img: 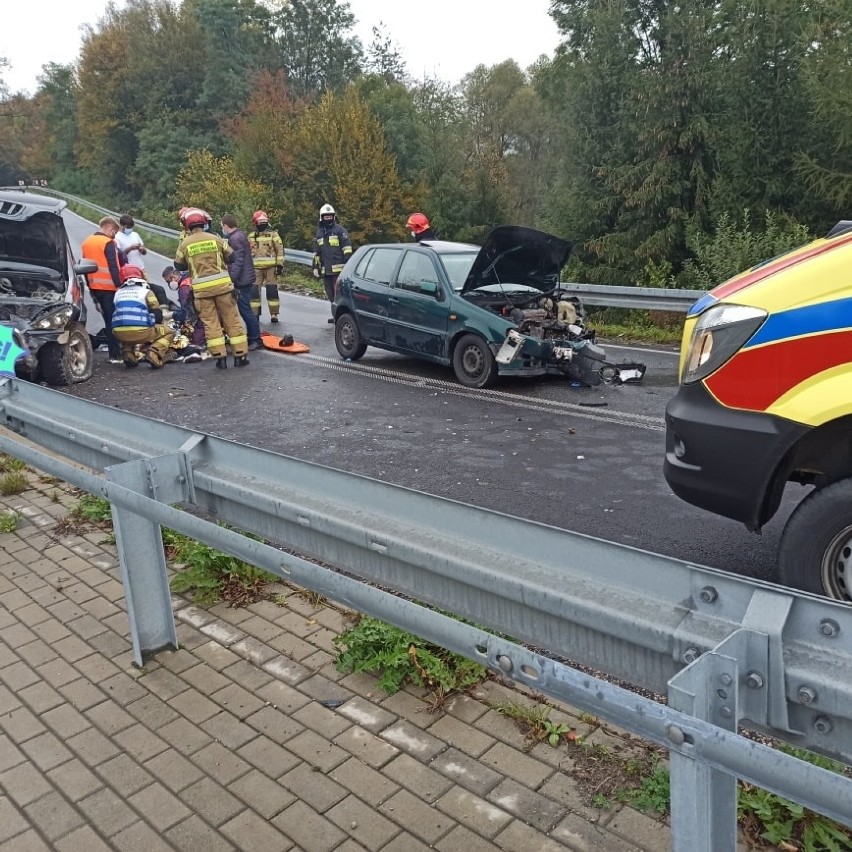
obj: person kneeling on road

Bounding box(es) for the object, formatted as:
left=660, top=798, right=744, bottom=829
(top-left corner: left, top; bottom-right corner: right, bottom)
left=112, top=265, right=176, bottom=369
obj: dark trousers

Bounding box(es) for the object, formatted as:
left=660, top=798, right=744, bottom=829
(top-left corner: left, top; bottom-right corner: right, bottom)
left=235, top=285, right=261, bottom=344
left=91, top=289, right=120, bottom=358
left=322, top=275, right=336, bottom=315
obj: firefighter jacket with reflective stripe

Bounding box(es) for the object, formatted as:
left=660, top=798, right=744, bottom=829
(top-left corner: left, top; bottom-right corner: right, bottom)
left=250, top=228, right=284, bottom=269
left=313, top=222, right=352, bottom=276
left=80, top=232, right=122, bottom=292
left=174, top=231, right=234, bottom=299
left=112, top=283, right=159, bottom=331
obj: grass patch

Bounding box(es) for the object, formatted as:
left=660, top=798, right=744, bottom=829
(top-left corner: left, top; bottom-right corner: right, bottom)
left=0, top=454, right=26, bottom=473
left=164, top=528, right=278, bottom=607
left=0, top=510, right=20, bottom=532
left=0, top=470, right=29, bottom=495
left=73, top=494, right=113, bottom=523
left=333, top=614, right=488, bottom=706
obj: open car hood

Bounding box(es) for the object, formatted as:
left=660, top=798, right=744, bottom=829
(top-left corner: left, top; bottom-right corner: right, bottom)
left=0, top=210, right=69, bottom=290
left=0, top=260, right=66, bottom=299
left=461, top=226, right=573, bottom=295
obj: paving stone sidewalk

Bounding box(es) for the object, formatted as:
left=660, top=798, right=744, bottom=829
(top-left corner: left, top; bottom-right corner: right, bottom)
left=0, top=471, right=676, bottom=851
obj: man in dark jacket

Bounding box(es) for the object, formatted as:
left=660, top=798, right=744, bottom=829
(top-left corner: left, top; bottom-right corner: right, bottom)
left=312, top=203, right=352, bottom=324
left=220, top=214, right=262, bottom=351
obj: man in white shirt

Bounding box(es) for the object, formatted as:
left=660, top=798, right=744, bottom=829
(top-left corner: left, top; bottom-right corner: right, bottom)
left=116, top=214, right=147, bottom=272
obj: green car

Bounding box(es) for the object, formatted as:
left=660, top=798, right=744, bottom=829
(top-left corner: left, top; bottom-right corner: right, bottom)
left=333, top=225, right=624, bottom=389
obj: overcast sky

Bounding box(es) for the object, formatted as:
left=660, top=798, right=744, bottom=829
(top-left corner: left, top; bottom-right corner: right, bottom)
left=1, top=0, right=561, bottom=96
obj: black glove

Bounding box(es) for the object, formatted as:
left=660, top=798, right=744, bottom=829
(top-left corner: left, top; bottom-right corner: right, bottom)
left=275, top=265, right=283, bottom=275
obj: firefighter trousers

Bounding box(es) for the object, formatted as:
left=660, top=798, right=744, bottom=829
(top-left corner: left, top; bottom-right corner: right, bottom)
left=251, top=266, right=280, bottom=318
left=197, top=290, right=248, bottom=357
left=113, top=325, right=173, bottom=366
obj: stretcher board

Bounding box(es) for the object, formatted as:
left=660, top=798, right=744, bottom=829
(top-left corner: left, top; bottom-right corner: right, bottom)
left=260, top=332, right=310, bottom=354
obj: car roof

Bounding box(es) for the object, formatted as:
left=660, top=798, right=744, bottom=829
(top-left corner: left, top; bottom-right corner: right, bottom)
left=357, top=240, right=479, bottom=254
left=0, top=190, right=67, bottom=218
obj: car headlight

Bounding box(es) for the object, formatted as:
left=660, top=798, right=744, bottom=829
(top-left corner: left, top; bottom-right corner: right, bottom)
left=32, top=304, right=75, bottom=330
left=682, top=304, right=767, bottom=384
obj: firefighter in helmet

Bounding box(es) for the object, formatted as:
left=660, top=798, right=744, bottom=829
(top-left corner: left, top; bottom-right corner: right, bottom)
left=174, top=209, right=249, bottom=369
left=111, top=265, right=175, bottom=368
left=406, top=212, right=437, bottom=242
left=249, top=210, right=285, bottom=323
left=312, top=203, right=352, bottom=323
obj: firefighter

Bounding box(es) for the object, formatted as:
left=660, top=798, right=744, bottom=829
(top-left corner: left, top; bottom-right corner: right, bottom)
left=312, top=203, right=352, bottom=324
left=406, top=212, right=438, bottom=242
left=111, top=265, right=175, bottom=369
left=174, top=209, right=249, bottom=369
left=249, top=210, right=284, bottom=323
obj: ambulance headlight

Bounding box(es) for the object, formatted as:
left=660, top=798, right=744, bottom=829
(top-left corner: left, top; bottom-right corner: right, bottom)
left=682, top=304, right=767, bottom=384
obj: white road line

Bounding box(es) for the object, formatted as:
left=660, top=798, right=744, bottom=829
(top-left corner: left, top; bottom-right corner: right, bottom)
left=301, top=353, right=666, bottom=431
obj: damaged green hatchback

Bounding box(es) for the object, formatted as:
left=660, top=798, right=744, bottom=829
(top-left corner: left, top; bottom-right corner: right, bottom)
left=333, top=225, right=642, bottom=388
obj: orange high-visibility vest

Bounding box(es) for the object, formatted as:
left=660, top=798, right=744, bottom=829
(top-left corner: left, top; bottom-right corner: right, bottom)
left=80, top=233, right=118, bottom=292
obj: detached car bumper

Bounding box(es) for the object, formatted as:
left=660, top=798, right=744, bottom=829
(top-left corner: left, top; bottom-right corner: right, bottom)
left=663, top=381, right=808, bottom=527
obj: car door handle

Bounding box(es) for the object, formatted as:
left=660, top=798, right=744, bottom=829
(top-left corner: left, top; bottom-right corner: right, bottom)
left=388, top=297, right=399, bottom=304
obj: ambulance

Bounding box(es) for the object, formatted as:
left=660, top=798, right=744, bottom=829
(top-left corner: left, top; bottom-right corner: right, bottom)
left=664, top=220, right=852, bottom=601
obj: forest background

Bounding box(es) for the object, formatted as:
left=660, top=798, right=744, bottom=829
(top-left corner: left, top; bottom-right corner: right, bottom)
left=0, top=0, right=849, bottom=289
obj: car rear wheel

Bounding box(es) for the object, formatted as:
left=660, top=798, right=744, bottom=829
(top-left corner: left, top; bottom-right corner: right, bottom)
left=453, top=333, right=497, bottom=388
left=334, top=313, right=367, bottom=361
left=778, top=478, right=852, bottom=602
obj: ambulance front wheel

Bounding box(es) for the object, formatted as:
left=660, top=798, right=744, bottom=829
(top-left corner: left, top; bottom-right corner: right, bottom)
left=778, top=477, right=852, bottom=602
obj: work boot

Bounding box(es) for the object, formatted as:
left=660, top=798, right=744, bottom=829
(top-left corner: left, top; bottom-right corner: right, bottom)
left=271, top=315, right=279, bottom=323
left=215, top=356, right=228, bottom=370
left=123, top=354, right=138, bottom=369
left=247, top=340, right=263, bottom=352
left=145, top=350, right=164, bottom=369
left=234, top=355, right=250, bottom=368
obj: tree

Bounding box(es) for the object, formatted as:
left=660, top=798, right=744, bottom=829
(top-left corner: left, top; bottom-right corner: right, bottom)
left=364, top=23, right=407, bottom=83
left=267, top=0, right=363, bottom=99
left=34, top=64, right=79, bottom=187
left=795, top=1, right=852, bottom=219
left=290, top=86, right=408, bottom=245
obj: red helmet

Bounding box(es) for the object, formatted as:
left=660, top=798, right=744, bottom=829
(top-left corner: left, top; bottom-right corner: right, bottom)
left=406, top=212, right=430, bottom=235
left=119, top=264, right=144, bottom=282
left=183, top=208, right=208, bottom=229
left=252, top=210, right=269, bottom=226
left=178, top=206, right=190, bottom=223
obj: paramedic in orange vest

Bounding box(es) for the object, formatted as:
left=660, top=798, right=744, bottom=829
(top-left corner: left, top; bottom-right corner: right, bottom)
left=80, top=216, right=124, bottom=364
left=174, top=209, right=249, bottom=370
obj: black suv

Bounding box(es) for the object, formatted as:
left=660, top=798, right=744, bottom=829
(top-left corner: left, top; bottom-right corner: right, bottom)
left=0, top=189, right=95, bottom=385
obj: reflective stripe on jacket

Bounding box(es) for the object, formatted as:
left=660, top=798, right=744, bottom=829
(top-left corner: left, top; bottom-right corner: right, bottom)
left=312, top=222, right=352, bottom=275
left=80, top=232, right=120, bottom=291
left=175, top=231, right=234, bottom=299
left=112, top=284, right=157, bottom=330
left=250, top=229, right=284, bottom=268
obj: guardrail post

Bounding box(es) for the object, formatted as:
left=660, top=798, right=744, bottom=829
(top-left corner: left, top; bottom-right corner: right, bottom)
left=668, top=651, right=739, bottom=851
left=106, top=456, right=184, bottom=666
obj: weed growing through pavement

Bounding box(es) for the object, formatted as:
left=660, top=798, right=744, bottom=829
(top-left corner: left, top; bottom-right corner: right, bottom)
left=73, top=494, right=113, bottom=523
left=0, top=470, right=28, bottom=495
left=491, top=699, right=578, bottom=749
left=0, top=510, right=20, bottom=533
left=164, top=527, right=278, bottom=607
left=333, top=614, right=487, bottom=702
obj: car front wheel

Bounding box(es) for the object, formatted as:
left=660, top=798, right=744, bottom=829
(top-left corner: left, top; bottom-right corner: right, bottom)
left=334, top=313, right=367, bottom=360
left=778, top=477, right=852, bottom=601
left=38, top=323, right=94, bottom=386
left=452, top=333, right=497, bottom=388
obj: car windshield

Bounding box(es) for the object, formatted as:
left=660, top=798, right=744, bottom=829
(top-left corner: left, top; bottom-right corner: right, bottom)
left=438, top=252, right=479, bottom=292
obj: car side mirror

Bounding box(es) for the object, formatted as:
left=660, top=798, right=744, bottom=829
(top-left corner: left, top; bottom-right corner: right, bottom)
left=419, top=281, right=438, bottom=297
left=74, top=259, right=98, bottom=276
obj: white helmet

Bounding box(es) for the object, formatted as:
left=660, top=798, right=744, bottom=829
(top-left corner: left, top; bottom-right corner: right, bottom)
left=319, top=203, right=335, bottom=221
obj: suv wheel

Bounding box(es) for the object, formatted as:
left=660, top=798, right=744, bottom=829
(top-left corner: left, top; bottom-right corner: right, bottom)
left=335, top=313, right=367, bottom=361
left=38, top=324, right=93, bottom=386
left=453, top=333, right=497, bottom=388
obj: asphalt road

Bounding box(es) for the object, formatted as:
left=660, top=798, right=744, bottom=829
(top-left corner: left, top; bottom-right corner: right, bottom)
left=63, top=210, right=798, bottom=588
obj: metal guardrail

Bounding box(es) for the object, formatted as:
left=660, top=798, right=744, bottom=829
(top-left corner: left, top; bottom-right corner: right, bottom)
left=2, top=187, right=704, bottom=312
left=0, top=377, right=849, bottom=849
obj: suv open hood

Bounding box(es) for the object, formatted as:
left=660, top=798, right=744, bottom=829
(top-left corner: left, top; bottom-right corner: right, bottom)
left=0, top=209, right=69, bottom=290
left=461, top=226, right=573, bottom=295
